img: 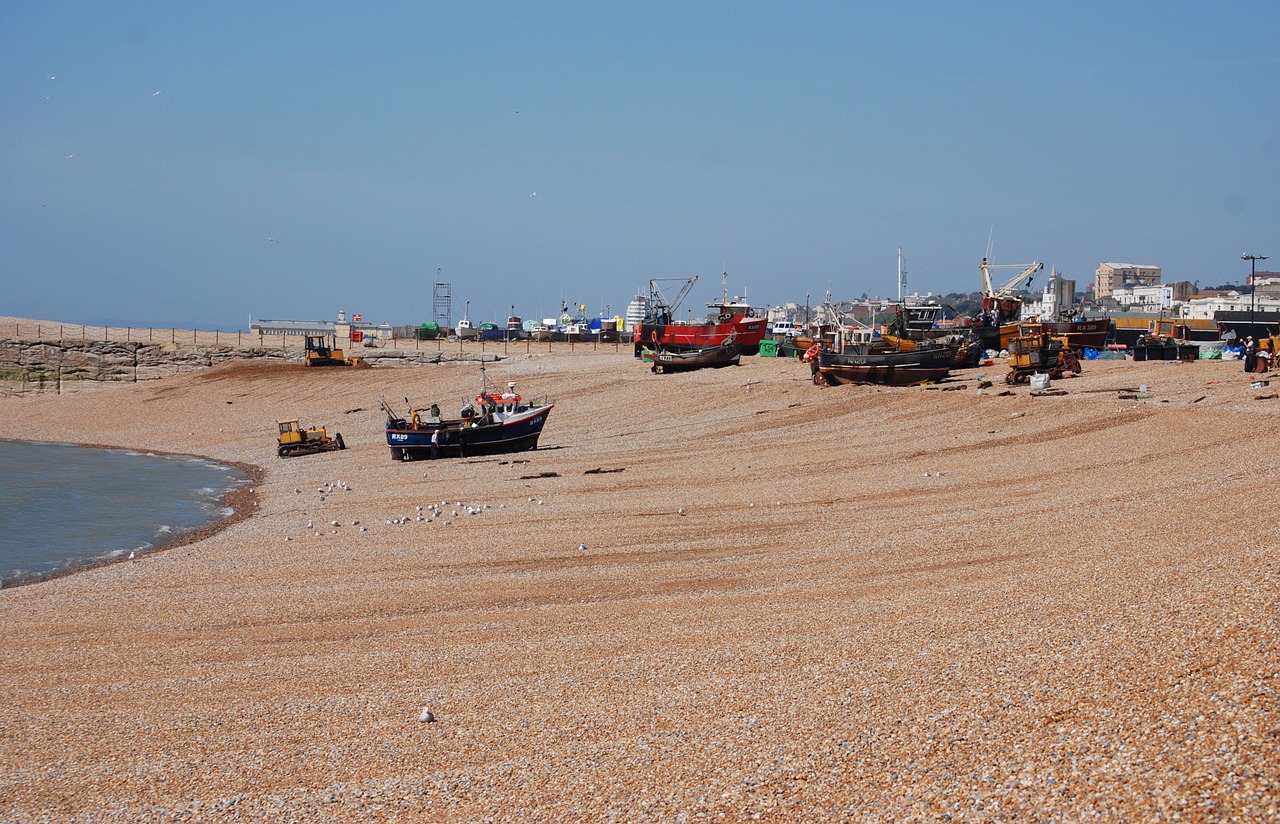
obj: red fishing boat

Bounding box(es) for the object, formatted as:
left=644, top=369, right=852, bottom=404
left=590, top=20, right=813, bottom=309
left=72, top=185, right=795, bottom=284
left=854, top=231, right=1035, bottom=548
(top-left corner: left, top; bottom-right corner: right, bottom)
left=632, top=272, right=768, bottom=356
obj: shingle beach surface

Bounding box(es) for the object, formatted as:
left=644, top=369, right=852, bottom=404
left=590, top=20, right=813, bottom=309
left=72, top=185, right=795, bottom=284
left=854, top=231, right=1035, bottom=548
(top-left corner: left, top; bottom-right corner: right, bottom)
left=1, top=330, right=1277, bottom=822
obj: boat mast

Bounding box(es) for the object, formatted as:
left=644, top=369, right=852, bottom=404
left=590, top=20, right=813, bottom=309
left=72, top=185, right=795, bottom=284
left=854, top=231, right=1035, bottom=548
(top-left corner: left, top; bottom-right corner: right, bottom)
left=898, top=248, right=906, bottom=303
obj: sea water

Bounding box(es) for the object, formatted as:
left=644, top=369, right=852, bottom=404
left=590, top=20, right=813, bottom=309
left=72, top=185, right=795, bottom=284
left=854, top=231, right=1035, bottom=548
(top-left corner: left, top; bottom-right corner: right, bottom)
left=0, top=440, right=248, bottom=587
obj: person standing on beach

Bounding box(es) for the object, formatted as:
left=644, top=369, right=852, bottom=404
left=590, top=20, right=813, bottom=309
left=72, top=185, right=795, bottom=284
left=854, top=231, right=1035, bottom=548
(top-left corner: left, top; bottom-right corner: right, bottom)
left=1244, top=336, right=1259, bottom=373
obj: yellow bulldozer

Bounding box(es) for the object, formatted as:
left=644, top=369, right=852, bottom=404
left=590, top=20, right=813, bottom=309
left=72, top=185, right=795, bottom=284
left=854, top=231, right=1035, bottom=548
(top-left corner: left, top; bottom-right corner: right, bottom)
left=304, top=334, right=364, bottom=367
left=1005, top=327, right=1082, bottom=385
left=276, top=420, right=346, bottom=458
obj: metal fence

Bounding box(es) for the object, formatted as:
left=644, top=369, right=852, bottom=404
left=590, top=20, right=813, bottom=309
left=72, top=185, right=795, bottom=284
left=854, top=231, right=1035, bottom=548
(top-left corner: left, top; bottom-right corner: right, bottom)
left=3, top=322, right=632, bottom=355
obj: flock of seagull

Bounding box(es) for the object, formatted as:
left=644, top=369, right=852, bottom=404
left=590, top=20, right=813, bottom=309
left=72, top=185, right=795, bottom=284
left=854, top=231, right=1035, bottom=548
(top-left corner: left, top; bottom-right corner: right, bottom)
left=282, top=478, right=560, bottom=545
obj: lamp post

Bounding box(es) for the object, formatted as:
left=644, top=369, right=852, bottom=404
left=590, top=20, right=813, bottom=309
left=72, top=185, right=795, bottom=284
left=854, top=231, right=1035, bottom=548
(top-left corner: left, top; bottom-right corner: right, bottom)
left=1243, top=253, right=1270, bottom=336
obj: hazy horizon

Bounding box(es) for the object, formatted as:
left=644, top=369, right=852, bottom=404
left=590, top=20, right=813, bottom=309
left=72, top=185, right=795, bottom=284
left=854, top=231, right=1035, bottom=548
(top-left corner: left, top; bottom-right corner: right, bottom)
left=5, top=2, right=1277, bottom=330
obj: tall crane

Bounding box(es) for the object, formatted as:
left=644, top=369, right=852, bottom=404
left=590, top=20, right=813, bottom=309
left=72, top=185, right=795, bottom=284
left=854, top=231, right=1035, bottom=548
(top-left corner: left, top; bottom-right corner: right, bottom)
left=980, top=257, right=1043, bottom=299
left=647, top=276, right=699, bottom=321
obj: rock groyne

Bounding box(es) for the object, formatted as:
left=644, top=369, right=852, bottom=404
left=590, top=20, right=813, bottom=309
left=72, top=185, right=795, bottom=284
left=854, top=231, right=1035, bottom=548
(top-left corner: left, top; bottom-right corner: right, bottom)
left=0, top=339, right=293, bottom=393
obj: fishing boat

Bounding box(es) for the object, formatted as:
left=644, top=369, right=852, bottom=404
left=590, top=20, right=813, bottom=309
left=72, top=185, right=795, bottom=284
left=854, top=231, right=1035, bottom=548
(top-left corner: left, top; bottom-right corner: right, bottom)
left=646, top=340, right=740, bottom=373
left=813, top=328, right=957, bottom=387
left=455, top=301, right=479, bottom=340
left=974, top=258, right=1108, bottom=351
left=633, top=272, right=767, bottom=356
left=380, top=370, right=553, bottom=461
left=593, top=316, right=621, bottom=343
left=877, top=303, right=985, bottom=367
left=477, top=322, right=505, bottom=341
left=530, top=320, right=553, bottom=341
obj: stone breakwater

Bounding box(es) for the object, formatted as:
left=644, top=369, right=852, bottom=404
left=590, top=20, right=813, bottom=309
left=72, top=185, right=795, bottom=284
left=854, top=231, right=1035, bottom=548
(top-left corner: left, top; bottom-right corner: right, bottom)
left=0, top=338, right=509, bottom=393
left=0, top=339, right=291, bottom=393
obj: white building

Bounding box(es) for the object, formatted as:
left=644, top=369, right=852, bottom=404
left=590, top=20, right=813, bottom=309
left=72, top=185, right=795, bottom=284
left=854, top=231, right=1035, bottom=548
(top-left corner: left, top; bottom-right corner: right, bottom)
left=1109, top=284, right=1174, bottom=312
left=623, top=292, right=648, bottom=332
left=1020, top=270, right=1077, bottom=319
left=1180, top=291, right=1280, bottom=320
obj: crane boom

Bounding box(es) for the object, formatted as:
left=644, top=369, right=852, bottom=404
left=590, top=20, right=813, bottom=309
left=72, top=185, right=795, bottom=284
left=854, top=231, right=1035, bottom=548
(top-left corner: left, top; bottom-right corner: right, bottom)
left=648, top=276, right=699, bottom=315
left=980, top=258, right=1043, bottom=299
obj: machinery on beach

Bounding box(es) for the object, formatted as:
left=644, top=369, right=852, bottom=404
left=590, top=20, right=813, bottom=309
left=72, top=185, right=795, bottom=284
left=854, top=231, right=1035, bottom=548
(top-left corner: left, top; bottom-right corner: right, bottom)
left=276, top=420, right=346, bottom=457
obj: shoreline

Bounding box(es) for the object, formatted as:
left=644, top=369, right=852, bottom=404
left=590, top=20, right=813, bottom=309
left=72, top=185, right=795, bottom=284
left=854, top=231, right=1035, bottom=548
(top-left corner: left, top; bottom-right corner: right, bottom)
left=0, top=438, right=262, bottom=588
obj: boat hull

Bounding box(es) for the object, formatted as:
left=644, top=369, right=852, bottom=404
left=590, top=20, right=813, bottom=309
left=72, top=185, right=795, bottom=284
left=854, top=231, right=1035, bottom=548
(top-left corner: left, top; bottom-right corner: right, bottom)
left=634, top=317, right=767, bottom=356
left=648, top=344, right=740, bottom=373
left=815, top=344, right=955, bottom=386
left=817, top=363, right=952, bottom=386
left=385, top=405, right=553, bottom=460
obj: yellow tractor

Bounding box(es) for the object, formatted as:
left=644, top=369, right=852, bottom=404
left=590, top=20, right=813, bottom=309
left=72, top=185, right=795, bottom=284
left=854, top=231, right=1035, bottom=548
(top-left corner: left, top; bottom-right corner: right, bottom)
left=1006, top=328, right=1081, bottom=384
left=276, top=420, right=346, bottom=458
left=304, top=335, right=363, bottom=367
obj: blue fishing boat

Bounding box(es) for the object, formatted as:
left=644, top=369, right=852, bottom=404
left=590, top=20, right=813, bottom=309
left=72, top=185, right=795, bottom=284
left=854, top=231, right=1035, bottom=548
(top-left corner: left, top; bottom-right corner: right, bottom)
left=380, top=370, right=553, bottom=461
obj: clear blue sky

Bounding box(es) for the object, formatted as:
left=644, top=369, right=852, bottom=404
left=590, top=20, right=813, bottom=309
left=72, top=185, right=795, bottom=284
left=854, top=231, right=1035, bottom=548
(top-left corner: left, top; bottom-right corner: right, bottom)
left=4, top=1, right=1277, bottom=329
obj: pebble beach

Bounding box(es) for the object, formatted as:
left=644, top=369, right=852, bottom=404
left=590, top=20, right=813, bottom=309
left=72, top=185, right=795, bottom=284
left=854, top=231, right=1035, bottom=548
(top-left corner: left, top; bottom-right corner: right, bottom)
left=1, top=334, right=1277, bottom=821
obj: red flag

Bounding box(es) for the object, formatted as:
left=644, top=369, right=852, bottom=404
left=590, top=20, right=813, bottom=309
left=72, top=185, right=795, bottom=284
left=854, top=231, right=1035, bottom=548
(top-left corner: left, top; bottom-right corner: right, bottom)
left=353, top=313, right=362, bottom=322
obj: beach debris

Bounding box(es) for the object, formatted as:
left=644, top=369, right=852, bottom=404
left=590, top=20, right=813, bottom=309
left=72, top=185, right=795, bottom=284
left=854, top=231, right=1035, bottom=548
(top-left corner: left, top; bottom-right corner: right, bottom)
left=1031, top=389, right=1068, bottom=397
left=584, top=467, right=625, bottom=474
left=519, top=471, right=559, bottom=479
left=1254, top=393, right=1278, bottom=401
left=678, top=507, right=686, bottom=516
left=578, top=543, right=587, bottom=551
left=1192, top=396, right=1205, bottom=403
left=418, top=707, right=436, bottom=723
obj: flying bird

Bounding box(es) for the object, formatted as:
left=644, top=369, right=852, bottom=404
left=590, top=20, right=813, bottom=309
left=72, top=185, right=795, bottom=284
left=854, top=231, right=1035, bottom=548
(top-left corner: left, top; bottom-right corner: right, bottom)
left=64, top=153, right=76, bottom=159
left=530, top=191, right=536, bottom=198
left=267, top=237, right=279, bottom=243
left=152, top=90, right=161, bottom=96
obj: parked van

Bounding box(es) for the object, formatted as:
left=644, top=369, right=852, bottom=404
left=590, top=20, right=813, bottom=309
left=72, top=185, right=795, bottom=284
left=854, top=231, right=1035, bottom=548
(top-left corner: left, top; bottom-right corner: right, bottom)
left=770, top=321, right=801, bottom=337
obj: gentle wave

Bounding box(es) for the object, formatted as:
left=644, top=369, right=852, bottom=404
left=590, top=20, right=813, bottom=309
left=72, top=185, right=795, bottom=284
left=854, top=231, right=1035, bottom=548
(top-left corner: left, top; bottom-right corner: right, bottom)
left=0, top=441, right=247, bottom=587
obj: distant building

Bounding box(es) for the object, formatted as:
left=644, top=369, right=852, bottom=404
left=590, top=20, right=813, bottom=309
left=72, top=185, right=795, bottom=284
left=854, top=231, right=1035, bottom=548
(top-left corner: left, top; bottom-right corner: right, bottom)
left=1021, top=270, right=1076, bottom=319
left=623, top=292, right=648, bottom=331
left=1095, top=262, right=1161, bottom=300
left=1178, top=290, right=1280, bottom=319
left=1250, top=272, right=1280, bottom=297
left=251, top=309, right=390, bottom=341
left=1109, top=284, right=1174, bottom=312
left=250, top=318, right=335, bottom=337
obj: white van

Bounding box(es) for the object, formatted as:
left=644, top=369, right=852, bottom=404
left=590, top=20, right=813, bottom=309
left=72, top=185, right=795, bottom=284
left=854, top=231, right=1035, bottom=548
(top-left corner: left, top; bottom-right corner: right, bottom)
left=770, top=321, right=801, bottom=337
